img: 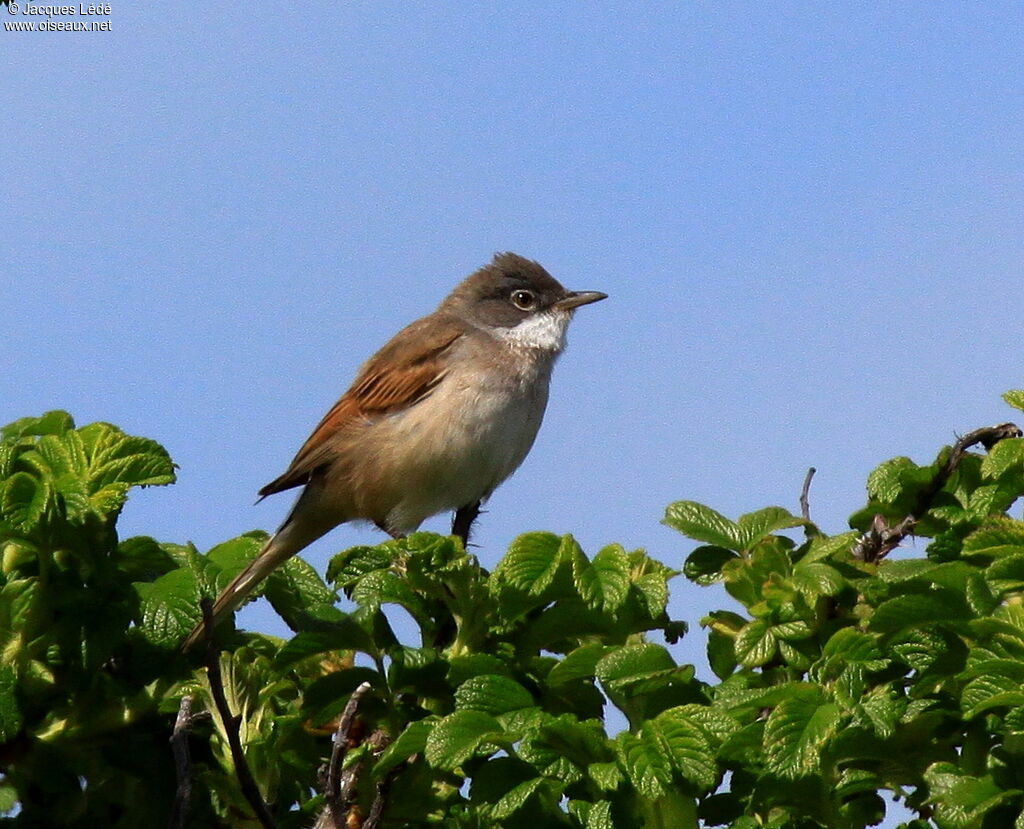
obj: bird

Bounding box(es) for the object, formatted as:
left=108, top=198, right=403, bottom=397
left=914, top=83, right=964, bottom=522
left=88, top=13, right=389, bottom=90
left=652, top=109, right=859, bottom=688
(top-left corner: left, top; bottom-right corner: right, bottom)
left=181, top=252, right=606, bottom=650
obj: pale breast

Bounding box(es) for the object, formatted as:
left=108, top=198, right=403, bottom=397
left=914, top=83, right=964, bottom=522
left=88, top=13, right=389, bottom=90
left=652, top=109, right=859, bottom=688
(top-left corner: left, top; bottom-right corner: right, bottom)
left=349, top=339, right=557, bottom=534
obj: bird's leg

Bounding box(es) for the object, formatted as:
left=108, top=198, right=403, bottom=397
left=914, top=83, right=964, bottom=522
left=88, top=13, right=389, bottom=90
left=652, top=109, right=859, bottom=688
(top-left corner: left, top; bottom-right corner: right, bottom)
left=452, top=501, right=481, bottom=546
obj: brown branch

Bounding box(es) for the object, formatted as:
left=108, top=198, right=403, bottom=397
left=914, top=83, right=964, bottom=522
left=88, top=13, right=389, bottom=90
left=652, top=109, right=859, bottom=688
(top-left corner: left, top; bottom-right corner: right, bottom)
left=853, top=422, right=1022, bottom=563
left=321, top=681, right=373, bottom=828
left=167, top=694, right=194, bottom=829
left=799, top=467, right=816, bottom=522
left=362, top=774, right=394, bottom=829
left=201, top=598, right=277, bottom=829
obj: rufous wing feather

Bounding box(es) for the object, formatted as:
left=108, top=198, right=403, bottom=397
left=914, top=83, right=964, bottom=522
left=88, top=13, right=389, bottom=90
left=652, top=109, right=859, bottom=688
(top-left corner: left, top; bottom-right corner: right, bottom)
left=258, top=314, right=463, bottom=497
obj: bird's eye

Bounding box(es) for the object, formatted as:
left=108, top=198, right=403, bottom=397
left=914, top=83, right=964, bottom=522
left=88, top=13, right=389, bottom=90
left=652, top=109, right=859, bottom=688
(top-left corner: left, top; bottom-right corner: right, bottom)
left=511, top=289, right=536, bottom=310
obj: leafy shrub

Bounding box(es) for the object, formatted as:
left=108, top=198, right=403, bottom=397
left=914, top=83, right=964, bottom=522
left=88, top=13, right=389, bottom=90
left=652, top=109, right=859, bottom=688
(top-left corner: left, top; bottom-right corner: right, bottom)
left=1, top=393, right=1023, bottom=828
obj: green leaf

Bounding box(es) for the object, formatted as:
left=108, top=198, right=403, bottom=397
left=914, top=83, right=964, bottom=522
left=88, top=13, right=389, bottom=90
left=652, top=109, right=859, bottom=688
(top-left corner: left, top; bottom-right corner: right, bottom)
left=536, top=716, right=611, bottom=766
left=574, top=544, right=630, bottom=611
left=274, top=616, right=378, bottom=664
left=135, top=568, right=202, bottom=647
left=1003, top=390, right=1024, bottom=413
left=455, top=675, right=534, bottom=715
left=683, top=546, right=739, bottom=585
left=265, top=552, right=337, bottom=629
left=663, top=501, right=741, bottom=550
left=1, top=471, right=50, bottom=531
left=763, top=697, right=842, bottom=779
left=867, top=456, right=933, bottom=504
left=1, top=411, right=75, bottom=440
left=859, top=685, right=904, bottom=738
left=733, top=618, right=777, bottom=667
left=982, top=438, right=1024, bottom=479
left=869, top=591, right=972, bottom=633
left=588, top=761, right=623, bottom=792
left=424, top=710, right=505, bottom=771
left=791, top=561, right=845, bottom=597
left=374, top=719, right=434, bottom=777
left=490, top=776, right=547, bottom=819
left=735, top=506, right=805, bottom=549
left=615, top=730, right=672, bottom=797
left=645, top=707, right=719, bottom=791
left=547, top=643, right=613, bottom=687
left=491, top=532, right=569, bottom=595
left=595, top=643, right=676, bottom=688
left=326, top=544, right=394, bottom=586
left=962, top=518, right=1024, bottom=559
left=924, top=762, right=1022, bottom=828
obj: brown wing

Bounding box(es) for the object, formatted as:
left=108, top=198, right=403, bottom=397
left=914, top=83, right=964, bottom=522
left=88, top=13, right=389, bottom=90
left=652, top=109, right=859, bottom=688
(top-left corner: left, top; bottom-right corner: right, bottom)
left=257, top=314, right=463, bottom=498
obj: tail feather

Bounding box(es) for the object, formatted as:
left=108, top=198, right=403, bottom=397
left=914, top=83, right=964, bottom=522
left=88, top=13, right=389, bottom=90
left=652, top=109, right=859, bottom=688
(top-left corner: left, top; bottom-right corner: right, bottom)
left=179, top=480, right=344, bottom=653
left=180, top=529, right=305, bottom=652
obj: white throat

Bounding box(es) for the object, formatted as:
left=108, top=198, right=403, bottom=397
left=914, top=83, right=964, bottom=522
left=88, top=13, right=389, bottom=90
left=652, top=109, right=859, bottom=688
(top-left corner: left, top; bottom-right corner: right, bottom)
left=495, top=310, right=571, bottom=352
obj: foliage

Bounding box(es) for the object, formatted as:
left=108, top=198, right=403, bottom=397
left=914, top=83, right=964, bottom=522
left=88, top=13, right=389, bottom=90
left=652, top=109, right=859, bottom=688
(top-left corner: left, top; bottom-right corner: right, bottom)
left=0, top=393, right=1023, bottom=827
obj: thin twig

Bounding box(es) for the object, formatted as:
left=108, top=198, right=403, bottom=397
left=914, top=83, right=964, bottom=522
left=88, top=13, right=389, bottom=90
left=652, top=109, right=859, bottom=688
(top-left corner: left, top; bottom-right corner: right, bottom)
left=201, top=598, right=277, bottom=829
left=167, top=694, right=194, bottom=829
left=322, top=681, right=373, bottom=828
left=799, top=467, right=816, bottom=523
left=362, top=776, right=393, bottom=829
left=853, top=422, right=1022, bottom=563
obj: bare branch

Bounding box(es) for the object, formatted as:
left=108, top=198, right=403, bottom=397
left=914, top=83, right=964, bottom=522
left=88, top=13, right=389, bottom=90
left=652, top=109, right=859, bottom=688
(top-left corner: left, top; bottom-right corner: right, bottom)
left=321, top=681, right=373, bottom=828
left=201, top=598, right=277, bottom=829
left=853, top=422, right=1022, bottom=563
left=799, top=467, right=816, bottom=522
left=167, top=694, right=194, bottom=829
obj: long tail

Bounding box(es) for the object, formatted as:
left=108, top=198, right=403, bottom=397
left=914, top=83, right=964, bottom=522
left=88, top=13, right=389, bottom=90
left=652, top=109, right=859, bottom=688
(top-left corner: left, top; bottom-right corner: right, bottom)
left=179, top=532, right=292, bottom=651
left=180, top=500, right=336, bottom=652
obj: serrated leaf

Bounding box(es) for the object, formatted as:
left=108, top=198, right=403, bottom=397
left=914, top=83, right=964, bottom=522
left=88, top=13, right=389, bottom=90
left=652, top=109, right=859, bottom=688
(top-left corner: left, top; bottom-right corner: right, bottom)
left=374, top=719, right=434, bottom=777
left=491, top=532, right=568, bottom=595
left=867, top=456, right=920, bottom=503
left=982, top=438, right=1024, bottom=479
left=595, top=643, right=676, bottom=687
left=683, top=546, right=739, bottom=585
left=2, top=411, right=75, bottom=440
left=763, top=698, right=841, bottom=779
left=615, top=730, right=672, bottom=797
left=869, top=592, right=972, bottom=633
left=632, top=572, right=669, bottom=617
left=574, top=544, right=630, bottom=611
left=663, top=501, right=741, bottom=550
left=490, top=776, right=547, bottom=819
left=326, top=545, right=394, bottom=586
left=1, top=471, right=50, bottom=531
left=588, top=762, right=623, bottom=792
left=733, top=618, right=777, bottom=667
left=265, top=552, right=338, bottom=630
left=820, top=627, right=884, bottom=664
left=424, top=710, right=504, bottom=770
left=455, top=675, right=534, bottom=715
left=1003, top=390, right=1024, bottom=413
left=801, top=531, right=860, bottom=563
left=736, top=507, right=805, bottom=549
left=924, top=763, right=1021, bottom=828
left=547, top=643, right=613, bottom=687
left=860, top=685, right=904, bottom=738
left=644, top=708, right=718, bottom=791
left=135, top=568, right=202, bottom=647
left=792, top=561, right=845, bottom=597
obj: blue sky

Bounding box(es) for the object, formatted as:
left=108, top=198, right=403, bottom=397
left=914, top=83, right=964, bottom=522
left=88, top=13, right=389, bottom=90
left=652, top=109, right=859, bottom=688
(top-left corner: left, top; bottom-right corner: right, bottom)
left=3, top=4, right=1023, bottom=822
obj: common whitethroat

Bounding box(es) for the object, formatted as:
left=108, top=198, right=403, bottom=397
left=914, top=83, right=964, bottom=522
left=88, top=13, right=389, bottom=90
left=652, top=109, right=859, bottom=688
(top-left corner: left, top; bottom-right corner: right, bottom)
left=182, top=252, right=606, bottom=650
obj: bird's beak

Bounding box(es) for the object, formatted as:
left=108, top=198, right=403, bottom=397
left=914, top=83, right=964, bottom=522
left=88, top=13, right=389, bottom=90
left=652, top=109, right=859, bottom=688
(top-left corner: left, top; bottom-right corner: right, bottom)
left=556, top=290, right=608, bottom=310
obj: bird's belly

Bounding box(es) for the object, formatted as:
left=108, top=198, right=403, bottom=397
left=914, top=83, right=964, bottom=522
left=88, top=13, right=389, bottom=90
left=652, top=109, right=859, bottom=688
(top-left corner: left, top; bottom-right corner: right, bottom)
left=350, top=365, right=552, bottom=534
